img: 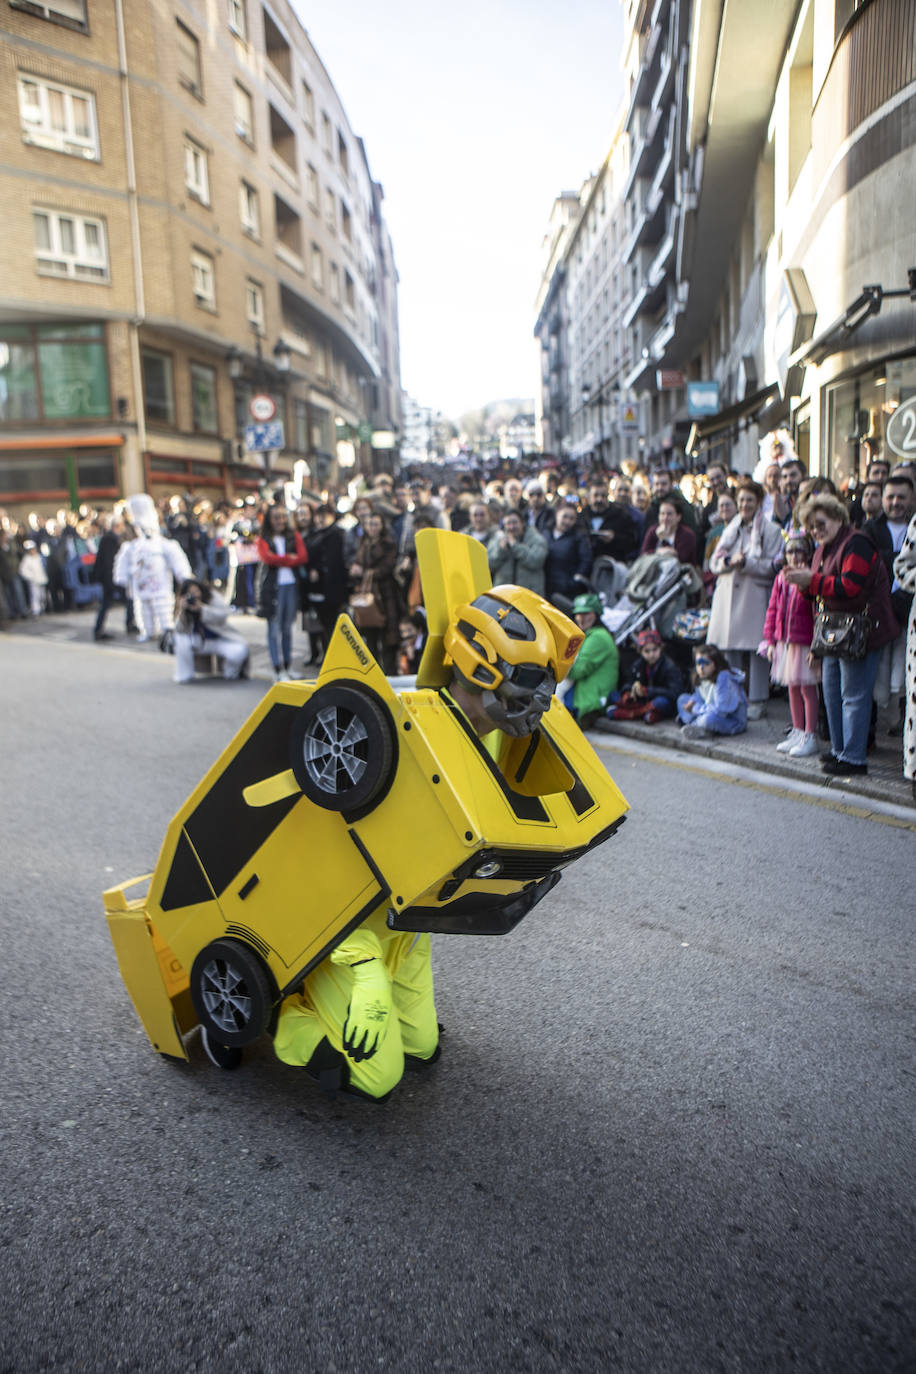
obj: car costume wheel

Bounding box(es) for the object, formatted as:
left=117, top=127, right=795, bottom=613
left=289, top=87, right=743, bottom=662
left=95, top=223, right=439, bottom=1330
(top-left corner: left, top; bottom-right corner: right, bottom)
left=289, top=684, right=396, bottom=814
left=199, top=1026, right=243, bottom=1070
left=190, top=939, right=273, bottom=1047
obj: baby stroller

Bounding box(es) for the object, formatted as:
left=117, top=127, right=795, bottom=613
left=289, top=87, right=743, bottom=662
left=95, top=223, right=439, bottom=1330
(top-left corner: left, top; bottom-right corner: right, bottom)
left=552, top=556, right=629, bottom=619
left=603, top=553, right=703, bottom=648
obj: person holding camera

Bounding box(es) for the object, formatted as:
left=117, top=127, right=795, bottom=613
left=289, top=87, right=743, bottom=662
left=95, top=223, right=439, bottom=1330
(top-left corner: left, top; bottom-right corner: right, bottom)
left=173, top=578, right=249, bottom=684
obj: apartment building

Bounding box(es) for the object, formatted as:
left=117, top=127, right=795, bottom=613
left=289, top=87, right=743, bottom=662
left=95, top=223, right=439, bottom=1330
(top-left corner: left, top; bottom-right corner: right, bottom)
left=618, top=0, right=692, bottom=460
left=534, top=190, right=581, bottom=457
left=565, top=120, right=633, bottom=469
left=680, top=0, right=916, bottom=482
left=0, top=0, right=401, bottom=517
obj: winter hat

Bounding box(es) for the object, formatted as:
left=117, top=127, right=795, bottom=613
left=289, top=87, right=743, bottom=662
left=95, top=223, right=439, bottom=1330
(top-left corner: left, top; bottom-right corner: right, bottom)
left=636, top=628, right=662, bottom=648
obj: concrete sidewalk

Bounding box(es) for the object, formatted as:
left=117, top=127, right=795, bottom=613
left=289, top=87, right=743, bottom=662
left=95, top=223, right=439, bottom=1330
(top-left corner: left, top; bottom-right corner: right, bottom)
left=7, top=602, right=914, bottom=811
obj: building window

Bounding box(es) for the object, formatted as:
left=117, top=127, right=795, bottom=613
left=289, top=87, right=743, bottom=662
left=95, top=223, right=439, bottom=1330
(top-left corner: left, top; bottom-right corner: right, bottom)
left=269, top=103, right=297, bottom=175
left=324, top=187, right=336, bottom=231
left=191, top=249, right=216, bottom=310
left=190, top=362, right=218, bottom=433
left=330, top=262, right=340, bottom=302
left=33, top=209, right=108, bottom=282
left=142, top=349, right=175, bottom=425
left=344, top=270, right=355, bottom=312
left=262, top=7, right=292, bottom=85
left=337, top=131, right=349, bottom=178
left=311, top=242, right=323, bottom=290
left=184, top=138, right=209, bottom=204
left=17, top=74, right=99, bottom=160
left=321, top=111, right=332, bottom=156
left=274, top=195, right=303, bottom=263
left=233, top=82, right=253, bottom=143
left=306, top=164, right=319, bottom=210
left=0, top=322, right=111, bottom=423
left=176, top=21, right=203, bottom=99
left=239, top=180, right=260, bottom=237
left=341, top=202, right=352, bottom=242
left=9, top=0, right=87, bottom=30
left=246, top=279, right=264, bottom=332
left=302, top=79, right=314, bottom=129
left=227, top=0, right=246, bottom=39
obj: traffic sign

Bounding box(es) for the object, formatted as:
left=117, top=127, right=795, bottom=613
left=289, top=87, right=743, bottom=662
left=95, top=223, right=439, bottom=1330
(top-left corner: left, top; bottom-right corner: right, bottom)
left=619, top=404, right=640, bottom=435
left=886, top=396, right=916, bottom=460
left=249, top=393, right=277, bottom=422
left=244, top=420, right=284, bottom=452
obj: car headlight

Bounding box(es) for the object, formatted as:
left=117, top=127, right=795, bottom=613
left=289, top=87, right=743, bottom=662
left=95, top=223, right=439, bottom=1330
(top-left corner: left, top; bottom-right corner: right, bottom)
left=473, top=859, right=502, bottom=879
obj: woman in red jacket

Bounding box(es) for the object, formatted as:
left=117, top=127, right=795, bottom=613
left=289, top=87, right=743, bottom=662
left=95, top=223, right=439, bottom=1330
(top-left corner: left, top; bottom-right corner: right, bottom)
left=256, top=503, right=308, bottom=681
left=786, top=493, right=898, bottom=776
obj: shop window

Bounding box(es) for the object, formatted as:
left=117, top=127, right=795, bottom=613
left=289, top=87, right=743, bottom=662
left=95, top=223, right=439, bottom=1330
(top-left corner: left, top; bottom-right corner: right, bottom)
left=190, top=362, right=218, bottom=433
left=142, top=349, right=175, bottom=425
left=824, top=359, right=916, bottom=487
left=0, top=450, right=116, bottom=498
left=1, top=323, right=110, bottom=422
left=18, top=73, right=99, bottom=159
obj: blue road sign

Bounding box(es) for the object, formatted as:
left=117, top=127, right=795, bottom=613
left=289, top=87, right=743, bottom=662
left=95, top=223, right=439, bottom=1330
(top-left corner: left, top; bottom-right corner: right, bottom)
left=244, top=420, right=285, bottom=452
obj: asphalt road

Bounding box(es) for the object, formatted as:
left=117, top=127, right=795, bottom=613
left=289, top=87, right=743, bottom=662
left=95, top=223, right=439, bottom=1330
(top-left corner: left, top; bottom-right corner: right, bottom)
left=1, top=635, right=913, bottom=1373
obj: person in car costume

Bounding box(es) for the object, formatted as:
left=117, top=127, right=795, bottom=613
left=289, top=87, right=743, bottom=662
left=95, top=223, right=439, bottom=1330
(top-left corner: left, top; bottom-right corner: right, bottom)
left=273, top=583, right=584, bottom=1101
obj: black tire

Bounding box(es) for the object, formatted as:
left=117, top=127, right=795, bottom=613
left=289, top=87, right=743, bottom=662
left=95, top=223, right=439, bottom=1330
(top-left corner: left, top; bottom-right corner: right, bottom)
left=190, top=939, right=273, bottom=1047
left=199, top=1026, right=243, bottom=1070
left=288, top=683, right=396, bottom=814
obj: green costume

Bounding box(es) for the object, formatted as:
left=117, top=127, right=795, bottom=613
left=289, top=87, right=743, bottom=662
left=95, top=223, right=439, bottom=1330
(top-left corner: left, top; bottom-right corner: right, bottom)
left=564, top=623, right=619, bottom=718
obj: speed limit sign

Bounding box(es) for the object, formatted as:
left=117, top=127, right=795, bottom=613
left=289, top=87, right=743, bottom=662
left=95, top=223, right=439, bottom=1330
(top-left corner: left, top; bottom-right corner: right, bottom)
left=886, top=395, right=916, bottom=461
left=249, top=393, right=277, bottom=423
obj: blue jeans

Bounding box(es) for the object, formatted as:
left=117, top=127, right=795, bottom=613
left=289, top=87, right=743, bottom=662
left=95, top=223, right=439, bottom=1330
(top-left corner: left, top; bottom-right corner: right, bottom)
left=821, top=648, right=882, bottom=765
left=267, top=581, right=298, bottom=670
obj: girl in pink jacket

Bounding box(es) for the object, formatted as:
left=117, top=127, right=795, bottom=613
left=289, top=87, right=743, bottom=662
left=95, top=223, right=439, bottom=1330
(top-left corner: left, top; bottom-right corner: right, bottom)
left=760, top=529, right=820, bottom=757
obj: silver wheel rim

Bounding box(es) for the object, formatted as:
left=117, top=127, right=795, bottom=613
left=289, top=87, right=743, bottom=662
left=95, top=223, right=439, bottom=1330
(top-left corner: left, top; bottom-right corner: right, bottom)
left=303, top=704, right=369, bottom=794
left=200, top=958, right=252, bottom=1034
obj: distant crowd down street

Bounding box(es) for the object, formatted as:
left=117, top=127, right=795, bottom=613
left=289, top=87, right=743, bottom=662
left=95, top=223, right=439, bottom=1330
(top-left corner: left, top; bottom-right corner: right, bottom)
left=4, top=430, right=915, bottom=799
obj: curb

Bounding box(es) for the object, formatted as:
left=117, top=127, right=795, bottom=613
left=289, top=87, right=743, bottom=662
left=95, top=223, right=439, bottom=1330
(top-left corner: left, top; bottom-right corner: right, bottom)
left=589, top=717, right=914, bottom=810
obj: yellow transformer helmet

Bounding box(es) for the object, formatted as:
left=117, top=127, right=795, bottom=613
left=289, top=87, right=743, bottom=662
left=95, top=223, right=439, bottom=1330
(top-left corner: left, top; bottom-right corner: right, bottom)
left=443, top=585, right=584, bottom=736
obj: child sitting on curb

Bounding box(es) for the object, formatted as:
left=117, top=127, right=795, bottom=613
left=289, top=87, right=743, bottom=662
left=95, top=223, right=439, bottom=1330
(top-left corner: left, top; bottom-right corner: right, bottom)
left=606, top=628, right=683, bottom=723
left=677, top=643, right=748, bottom=739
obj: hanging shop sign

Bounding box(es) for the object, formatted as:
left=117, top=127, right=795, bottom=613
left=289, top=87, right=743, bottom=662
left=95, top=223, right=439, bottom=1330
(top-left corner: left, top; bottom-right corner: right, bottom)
left=686, top=381, right=719, bottom=418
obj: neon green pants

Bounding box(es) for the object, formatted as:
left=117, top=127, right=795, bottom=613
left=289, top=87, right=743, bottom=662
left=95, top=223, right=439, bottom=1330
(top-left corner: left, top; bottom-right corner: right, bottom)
left=274, top=914, right=439, bottom=1099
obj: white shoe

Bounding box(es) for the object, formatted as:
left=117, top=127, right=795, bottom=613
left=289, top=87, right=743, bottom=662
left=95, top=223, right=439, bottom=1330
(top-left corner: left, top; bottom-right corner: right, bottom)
left=136, top=632, right=150, bottom=643
left=789, top=732, right=819, bottom=757
left=776, top=728, right=803, bottom=753
left=276, top=669, right=291, bottom=682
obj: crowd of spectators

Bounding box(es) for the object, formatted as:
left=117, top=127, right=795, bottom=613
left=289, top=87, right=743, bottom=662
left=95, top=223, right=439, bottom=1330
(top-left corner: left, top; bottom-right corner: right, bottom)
left=2, top=431, right=914, bottom=792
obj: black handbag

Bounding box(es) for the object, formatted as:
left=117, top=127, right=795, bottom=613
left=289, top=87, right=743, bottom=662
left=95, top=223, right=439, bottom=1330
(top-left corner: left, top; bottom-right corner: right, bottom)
left=810, top=606, right=870, bottom=660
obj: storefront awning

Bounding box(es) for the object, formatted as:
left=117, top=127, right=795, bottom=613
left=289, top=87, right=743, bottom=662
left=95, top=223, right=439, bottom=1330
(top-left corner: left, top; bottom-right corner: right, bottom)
left=0, top=433, right=124, bottom=450
left=686, top=383, right=779, bottom=453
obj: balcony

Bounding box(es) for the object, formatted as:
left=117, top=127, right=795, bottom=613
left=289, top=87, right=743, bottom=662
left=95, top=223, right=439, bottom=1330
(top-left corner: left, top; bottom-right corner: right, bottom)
left=625, top=106, right=664, bottom=194
left=624, top=179, right=667, bottom=263
left=625, top=23, right=664, bottom=129
left=650, top=30, right=675, bottom=111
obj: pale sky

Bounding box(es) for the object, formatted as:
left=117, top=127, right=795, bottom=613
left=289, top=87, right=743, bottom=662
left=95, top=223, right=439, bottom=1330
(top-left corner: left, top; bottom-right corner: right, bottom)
left=294, top=1, right=625, bottom=420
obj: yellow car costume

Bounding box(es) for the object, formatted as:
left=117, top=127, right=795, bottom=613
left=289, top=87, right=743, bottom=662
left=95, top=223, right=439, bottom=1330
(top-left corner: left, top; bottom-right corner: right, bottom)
left=104, top=529, right=628, bottom=1098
